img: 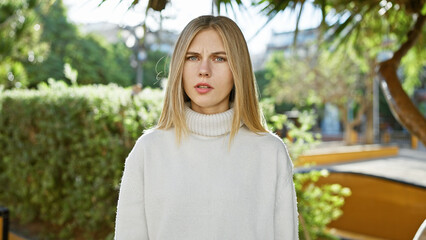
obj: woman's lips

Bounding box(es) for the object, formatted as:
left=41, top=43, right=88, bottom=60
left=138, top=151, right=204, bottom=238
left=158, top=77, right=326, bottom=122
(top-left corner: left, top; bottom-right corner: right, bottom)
left=195, top=83, right=213, bottom=94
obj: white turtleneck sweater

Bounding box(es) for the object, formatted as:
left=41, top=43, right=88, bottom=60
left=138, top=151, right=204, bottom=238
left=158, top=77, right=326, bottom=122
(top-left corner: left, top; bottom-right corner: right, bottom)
left=114, top=106, right=299, bottom=240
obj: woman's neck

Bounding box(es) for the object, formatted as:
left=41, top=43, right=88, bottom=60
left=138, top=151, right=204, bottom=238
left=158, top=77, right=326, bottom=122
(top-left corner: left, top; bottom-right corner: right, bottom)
left=185, top=105, right=235, bottom=137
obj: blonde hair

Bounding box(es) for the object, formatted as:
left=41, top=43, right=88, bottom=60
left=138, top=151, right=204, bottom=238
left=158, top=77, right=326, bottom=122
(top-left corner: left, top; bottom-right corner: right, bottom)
left=157, top=15, right=267, bottom=142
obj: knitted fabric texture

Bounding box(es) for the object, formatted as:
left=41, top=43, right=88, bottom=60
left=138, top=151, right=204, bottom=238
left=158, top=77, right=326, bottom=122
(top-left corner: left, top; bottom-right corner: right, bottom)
left=114, top=107, right=299, bottom=240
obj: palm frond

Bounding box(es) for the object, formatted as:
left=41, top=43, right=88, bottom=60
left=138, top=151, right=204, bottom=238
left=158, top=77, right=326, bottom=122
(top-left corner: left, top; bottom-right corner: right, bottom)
left=216, top=0, right=244, bottom=15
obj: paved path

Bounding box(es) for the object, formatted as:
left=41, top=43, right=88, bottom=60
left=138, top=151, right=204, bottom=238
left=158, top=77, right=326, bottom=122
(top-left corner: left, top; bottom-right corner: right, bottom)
left=296, top=148, right=426, bottom=188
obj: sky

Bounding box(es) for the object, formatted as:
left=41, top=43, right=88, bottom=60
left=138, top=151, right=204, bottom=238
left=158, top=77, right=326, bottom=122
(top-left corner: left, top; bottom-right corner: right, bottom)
left=64, top=0, right=322, bottom=54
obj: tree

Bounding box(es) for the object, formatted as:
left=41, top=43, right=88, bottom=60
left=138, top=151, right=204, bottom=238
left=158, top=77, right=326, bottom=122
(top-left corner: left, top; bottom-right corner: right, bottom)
left=0, top=0, right=140, bottom=88
left=0, top=0, right=48, bottom=89
left=264, top=47, right=367, bottom=144
left=343, top=3, right=426, bottom=144
left=24, top=0, right=136, bottom=87
left=24, top=0, right=170, bottom=88
left=241, top=0, right=426, bottom=144
left=377, top=13, right=426, bottom=145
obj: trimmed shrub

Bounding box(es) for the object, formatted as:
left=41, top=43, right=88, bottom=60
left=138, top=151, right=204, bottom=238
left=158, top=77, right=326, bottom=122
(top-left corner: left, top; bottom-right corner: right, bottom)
left=0, top=82, right=163, bottom=239
left=0, top=84, right=350, bottom=239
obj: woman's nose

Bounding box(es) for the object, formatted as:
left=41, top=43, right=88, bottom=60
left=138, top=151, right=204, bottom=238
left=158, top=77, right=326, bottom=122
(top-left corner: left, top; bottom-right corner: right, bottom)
left=198, top=61, right=211, bottom=78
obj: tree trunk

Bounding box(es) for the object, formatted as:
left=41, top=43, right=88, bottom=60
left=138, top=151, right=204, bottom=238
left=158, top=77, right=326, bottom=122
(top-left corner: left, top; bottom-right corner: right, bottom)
left=365, top=104, right=374, bottom=144
left=339, top=98, right=367, bottom=145
left=339, top=104, right=358, bottom=145
left=148, top=0, right=168, bottom=11
left=344, top=122, right=357, bottom=145
left=378, top=14, right=426, bottom=146
left=365, top=58, right=376, bottom=144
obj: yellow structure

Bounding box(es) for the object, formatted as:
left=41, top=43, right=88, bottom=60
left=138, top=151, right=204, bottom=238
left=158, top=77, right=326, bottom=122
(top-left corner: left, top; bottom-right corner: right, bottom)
left=319, top=173, right=426, bottom=240
left=298, top=144, right=426, bottom=239
left=298, top=144, right=399, bottom=166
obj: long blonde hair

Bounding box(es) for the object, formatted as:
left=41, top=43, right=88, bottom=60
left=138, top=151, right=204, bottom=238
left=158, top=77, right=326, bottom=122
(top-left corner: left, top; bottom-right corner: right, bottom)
left=157, top=15, right=267, bottom=142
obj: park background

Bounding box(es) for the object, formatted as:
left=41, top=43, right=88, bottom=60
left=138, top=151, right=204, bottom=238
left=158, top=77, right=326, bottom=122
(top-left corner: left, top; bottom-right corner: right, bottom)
left=0, top=0, right=425, bottom=239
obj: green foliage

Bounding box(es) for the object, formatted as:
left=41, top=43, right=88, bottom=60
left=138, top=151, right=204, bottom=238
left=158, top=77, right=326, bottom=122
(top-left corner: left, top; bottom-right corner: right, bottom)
left=0, top=0, right=48, bottom=88
left=263, top=46, right=372, bottom=144
left=0, top=60, right=28, bottom=89
left=256, top=69, right=295, bottom=113
left=345, top=3, right=426, bottom=98
left=0, top=82, right=163, bottom=239
left=142, top=50, right=170, bottom=89
left=0, top=0, right=138, bottom=89
left=295, top=170, right=351, bottom=240
left=24, top=0, right=170, bottom=88
left=263, top=99, right=351, bottom=239
left=108, top=41, right=138, bottom=86
left=254, top=69, right=269, bottom=96
left=23, top=0, right=136, bottom=88
left=63, top=63, right=78, bottom=85
left=262, top=98, right=321, bottom=161
left=0, top=0, right=41, bottom=60
left=401, top=46, right=426, bottom=96
left=260, top=97, right=288, bottom=131
left=65, top=34, right=134, bottom=86
left=264, top=48, right=362, bottom=108
left=284, top=110, right=322, bottom=161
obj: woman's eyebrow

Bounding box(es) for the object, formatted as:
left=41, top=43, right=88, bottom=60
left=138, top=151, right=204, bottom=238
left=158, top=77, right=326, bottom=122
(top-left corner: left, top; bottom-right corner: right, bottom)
left=186, top=51, right=200, bottom=55
left=185, top=51, right=227, bottom=55
left=212, top=51, right=226, bottom=55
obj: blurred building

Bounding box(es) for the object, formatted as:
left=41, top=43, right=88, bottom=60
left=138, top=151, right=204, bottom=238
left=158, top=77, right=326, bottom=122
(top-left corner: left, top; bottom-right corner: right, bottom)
left=266, top=28, right=318, bottom=57
left=252, top=27, right=319, bottom=71
left=78, top=22, right=178, bottom=54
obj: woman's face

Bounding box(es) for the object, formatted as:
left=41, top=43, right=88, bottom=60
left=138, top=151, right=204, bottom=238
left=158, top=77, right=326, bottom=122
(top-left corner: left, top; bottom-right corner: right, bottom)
left=183, top=29, right=234, bottom=114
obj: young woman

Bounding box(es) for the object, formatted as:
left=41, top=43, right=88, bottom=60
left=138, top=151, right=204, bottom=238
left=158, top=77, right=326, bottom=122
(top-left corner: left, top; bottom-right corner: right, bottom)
left=115, top=15, right=298, bottom=239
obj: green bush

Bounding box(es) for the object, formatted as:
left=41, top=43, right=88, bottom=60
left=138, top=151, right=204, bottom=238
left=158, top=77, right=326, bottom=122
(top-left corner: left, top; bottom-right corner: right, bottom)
left=295, top=170, right=351, bottom=240
left=262, top=98, right=351, bottom=239
left=0, top=81, right=163, bottom=239
left=0, top=86, right=350, bottom=239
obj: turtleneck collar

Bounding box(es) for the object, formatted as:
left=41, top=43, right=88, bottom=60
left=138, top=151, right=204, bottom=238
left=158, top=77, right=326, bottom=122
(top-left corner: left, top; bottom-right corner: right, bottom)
left=185, top=104, right=236, bottom=137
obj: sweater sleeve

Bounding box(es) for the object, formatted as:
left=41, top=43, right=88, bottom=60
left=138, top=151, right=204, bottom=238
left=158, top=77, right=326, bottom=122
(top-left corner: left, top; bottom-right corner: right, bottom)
left=115, top=139, right=149, bottom=240
left=274, top=144, right=299, bottom=240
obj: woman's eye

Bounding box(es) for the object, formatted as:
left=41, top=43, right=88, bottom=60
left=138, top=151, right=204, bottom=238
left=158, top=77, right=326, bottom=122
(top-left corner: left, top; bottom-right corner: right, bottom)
left=214, top=56, right=226, bottom=62
left=187, top=56, right=198, bottom=61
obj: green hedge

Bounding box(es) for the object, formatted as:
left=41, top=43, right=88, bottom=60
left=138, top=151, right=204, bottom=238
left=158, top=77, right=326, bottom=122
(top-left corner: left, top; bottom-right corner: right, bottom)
left=0, top=82, right=163, bottom=239
left=0, top=82, right=350, bottom=239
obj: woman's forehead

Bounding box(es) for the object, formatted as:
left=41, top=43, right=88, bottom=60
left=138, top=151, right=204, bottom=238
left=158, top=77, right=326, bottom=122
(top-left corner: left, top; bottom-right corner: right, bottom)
left=187, top=29, right=225, bottom=52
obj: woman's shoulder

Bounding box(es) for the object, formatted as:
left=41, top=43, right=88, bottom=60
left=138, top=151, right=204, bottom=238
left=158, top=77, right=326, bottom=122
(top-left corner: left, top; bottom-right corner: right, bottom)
left=237, top=127, right=292, bottom=166
left=238, top=126, right=287, bottom=149
left=136, top=127, right=174, bottom=146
